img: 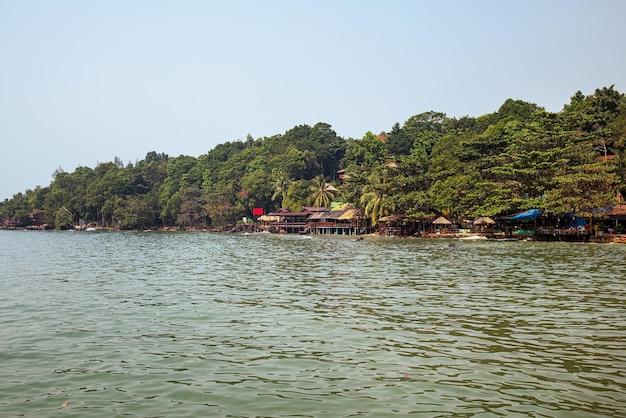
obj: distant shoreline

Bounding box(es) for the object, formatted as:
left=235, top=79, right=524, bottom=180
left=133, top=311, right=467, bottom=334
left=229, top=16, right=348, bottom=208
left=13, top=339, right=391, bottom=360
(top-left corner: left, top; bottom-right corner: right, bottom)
left=3, top=225, right=624, bottom=244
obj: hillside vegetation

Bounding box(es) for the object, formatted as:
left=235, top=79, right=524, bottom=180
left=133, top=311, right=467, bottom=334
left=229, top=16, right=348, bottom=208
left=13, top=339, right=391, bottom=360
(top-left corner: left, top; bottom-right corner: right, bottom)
left=2, top=86, right=625, bottom=230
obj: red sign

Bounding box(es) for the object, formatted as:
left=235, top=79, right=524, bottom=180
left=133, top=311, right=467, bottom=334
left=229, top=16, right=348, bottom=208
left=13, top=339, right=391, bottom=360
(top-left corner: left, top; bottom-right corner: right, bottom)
left=253, top=207, right=264, bottom=216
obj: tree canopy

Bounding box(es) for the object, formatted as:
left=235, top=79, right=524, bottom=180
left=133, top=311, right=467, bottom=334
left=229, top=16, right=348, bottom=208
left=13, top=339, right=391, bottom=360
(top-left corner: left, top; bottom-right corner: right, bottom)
left=2, top=86, right=624, bottom=230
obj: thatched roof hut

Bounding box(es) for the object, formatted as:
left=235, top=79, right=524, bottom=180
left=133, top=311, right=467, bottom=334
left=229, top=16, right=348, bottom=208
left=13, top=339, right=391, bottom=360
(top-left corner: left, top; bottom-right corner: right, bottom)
left=432, top=216, right=452, bottom=225
left=473, top=216, right=496, bottom=226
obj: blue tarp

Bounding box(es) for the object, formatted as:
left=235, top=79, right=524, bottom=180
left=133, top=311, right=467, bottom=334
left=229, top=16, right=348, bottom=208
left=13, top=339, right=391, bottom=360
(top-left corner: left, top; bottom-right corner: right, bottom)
left=505, top=209, right=541, bottom=221
left=569, top=218, right=587, bottom=228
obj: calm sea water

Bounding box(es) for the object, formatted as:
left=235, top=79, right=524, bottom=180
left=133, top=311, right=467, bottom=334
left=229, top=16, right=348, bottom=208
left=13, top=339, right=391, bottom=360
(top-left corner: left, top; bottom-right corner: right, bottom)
left=1, top=230, right=625, bottom=417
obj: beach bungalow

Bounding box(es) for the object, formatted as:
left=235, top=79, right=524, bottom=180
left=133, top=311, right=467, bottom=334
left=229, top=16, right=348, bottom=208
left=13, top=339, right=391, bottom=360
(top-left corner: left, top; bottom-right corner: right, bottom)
left=602, top=205, right=626, bottom=243
left=472, top=216, right=497, bottom=235
left=378, top=215, right=408, bottom=237
left=265, top=207, right=328, bottom=233
left=604, top=205, right=626, bottom=221
left=267, top=207, right=320, bottom=234
left=309, top=206, right=368, bottom=235
left=431, top=216, right=453, bottom=234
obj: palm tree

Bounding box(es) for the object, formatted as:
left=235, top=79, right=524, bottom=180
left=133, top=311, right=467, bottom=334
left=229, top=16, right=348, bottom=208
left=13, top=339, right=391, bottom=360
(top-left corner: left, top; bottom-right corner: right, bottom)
left=271, top=169, right=292, bottom=205
left=307, top=174, right=336, bottom=208
left=360, top=172, right=394, bottom=226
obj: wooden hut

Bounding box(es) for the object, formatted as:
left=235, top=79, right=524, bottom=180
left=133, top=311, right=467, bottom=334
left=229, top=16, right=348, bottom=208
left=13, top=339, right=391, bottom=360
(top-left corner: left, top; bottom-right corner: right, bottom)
left=266, top=207, right=327, bottom=233
left=379, top=215, right=404, bottom=237
left=432, top=216, right=452, bottom=234
left=473, top=216, right=496, bottom=234
left=310, top=206, right=367, bottom=235
left=603, top=205, right=626, bottom=234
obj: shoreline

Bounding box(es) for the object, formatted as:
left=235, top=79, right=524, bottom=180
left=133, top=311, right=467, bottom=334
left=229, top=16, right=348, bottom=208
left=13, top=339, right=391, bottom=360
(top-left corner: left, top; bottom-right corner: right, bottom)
left=3, top=225, right=624, bottom=244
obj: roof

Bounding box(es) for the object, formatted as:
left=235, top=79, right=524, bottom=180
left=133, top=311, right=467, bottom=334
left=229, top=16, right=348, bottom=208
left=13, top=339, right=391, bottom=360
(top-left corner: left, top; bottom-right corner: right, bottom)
left=257, top=215, right=279, bottom=222
left=279, top=211, right=313, bottom=217
left=307, top=207, right=362, bottom=221
left=308, top=211, right=328, bottom=220
left=267, top=210, right=310, bottom=217
left=328, top=211, right=344, bottom=220
left=379, top=215, right=403, bottom=223
left=338, top=209, right=362, bottom=220
left=432, top=216, right=452, bottom=224
left=473, top=216, right=496, bottom=225
left=604, top=205, right=626, bottom=218
left=504, top=209, right=541, bottom=220
left=595, top=154, right=618, bottom=161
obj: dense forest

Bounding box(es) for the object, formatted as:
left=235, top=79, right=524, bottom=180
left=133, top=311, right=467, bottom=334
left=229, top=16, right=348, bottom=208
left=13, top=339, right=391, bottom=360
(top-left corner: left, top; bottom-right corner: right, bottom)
left=1, top=86, right=625, bottom=230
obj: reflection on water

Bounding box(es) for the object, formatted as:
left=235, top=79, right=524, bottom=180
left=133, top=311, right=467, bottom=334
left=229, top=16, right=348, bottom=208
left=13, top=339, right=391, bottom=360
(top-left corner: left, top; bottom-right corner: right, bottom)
left=1, top=230, right=625, bottom=417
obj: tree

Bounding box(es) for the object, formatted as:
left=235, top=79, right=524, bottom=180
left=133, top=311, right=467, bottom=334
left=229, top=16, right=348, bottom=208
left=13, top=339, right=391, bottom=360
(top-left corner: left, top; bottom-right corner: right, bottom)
left=307, top=175, right=336, bottom=208
left=309, top=122, right=346, bottom=178
left=269, top=147, right=308, bottom=179
left=402, top=111, right=446, bottom=158
left=2, top=89, right=625, bottom=231
left=271, top=168, right=292, bottom=206
left=496, top=99, right=542, bottom=122
left=542, top=135, right=620, bottom=214
left=342, top=132, right=386, bottom=168
left=177, top=188, right=206, bottom=229
left=386, top=122, right=413, bottom=157
left=283, top=180, right=309, bottom=211
left=0, top=192, right=32, bottom=227
left=205, top=189, right=240, bottom=229
left=389, top=149, right=431, bottom=220
left=54, top=206, right=74, bottom=229
left=360, top=172, right=395, bottom=226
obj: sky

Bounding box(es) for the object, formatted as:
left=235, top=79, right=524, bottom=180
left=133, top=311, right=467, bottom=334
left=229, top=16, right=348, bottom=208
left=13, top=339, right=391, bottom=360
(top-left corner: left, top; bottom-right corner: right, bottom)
left=1, top=0, right=625, bottom=200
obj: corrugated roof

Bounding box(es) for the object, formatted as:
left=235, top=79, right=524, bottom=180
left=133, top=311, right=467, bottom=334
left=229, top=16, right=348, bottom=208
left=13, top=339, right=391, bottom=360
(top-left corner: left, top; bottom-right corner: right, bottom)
left=605, top=205, right=626, bottom=217
left=302, top=206, right=329, bottom=212
left=338, top=209, right=361, bottom=220
left=257, top=215, right=279, bottom=222
left=308, top=212, right=328, bottom=220
left=325, top=210, right=345, bottom=220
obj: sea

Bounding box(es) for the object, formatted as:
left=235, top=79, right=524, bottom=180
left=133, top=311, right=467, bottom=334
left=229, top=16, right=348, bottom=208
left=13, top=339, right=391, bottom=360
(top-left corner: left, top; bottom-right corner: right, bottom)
left=1, top=229, right=625, bottom=417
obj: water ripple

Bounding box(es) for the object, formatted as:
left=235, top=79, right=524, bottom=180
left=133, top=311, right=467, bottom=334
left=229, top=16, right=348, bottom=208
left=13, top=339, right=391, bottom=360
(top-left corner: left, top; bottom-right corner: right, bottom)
left=1, top=231, right=625, bottom=416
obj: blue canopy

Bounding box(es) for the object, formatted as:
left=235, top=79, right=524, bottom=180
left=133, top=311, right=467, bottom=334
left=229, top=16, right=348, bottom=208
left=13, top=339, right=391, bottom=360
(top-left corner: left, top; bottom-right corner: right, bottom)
left=506, top=209, right=541, bottom=220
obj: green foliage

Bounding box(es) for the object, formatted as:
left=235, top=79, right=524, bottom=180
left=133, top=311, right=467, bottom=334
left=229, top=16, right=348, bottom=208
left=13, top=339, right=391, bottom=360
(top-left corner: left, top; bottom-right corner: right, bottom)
left=307, top=175, right=336, bottom=208
left=283, top=180, right=309, bottom=211
left=360, top=171, right=395, bottom=225
left=271, top=169, right=292, bottom=207
left=341, top=131, right=386, bottom=168
left=176, top=188, right=205, bottom=229
left=2, top=86, right=625, bottom=230
left=386, top=122, right=413, bottom=157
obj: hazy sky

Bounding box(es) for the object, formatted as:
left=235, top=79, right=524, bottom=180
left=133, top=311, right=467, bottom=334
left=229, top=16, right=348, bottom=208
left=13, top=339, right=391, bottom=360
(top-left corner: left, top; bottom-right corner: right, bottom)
left=2, top=1, right=625, bottom=200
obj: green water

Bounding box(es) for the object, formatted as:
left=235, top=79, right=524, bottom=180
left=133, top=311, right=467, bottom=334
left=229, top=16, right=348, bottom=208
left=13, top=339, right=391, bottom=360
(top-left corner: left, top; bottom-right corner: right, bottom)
left=1, top=230, right=625, bottom=417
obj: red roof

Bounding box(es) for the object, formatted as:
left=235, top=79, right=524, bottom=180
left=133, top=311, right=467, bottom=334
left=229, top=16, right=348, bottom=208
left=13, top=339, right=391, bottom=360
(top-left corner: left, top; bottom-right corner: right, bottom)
left=596, top=154, right=617, bottom=161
